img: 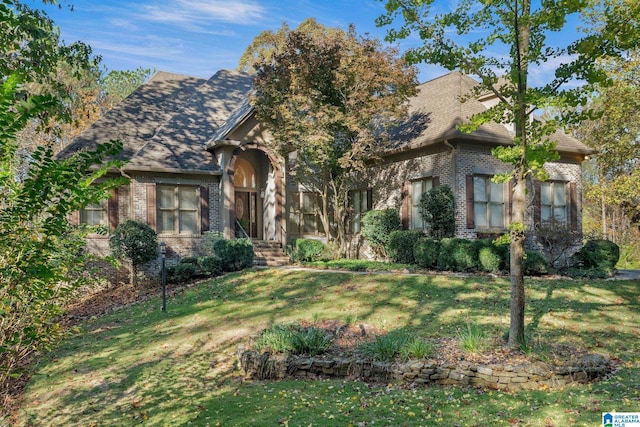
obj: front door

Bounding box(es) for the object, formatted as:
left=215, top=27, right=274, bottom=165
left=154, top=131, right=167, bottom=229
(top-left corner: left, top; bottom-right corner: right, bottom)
left=235, top=191, right=258, bottom=238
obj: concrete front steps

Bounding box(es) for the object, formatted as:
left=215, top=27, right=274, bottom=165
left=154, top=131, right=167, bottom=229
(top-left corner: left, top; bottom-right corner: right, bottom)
left=252, top=240, right=290, bottom=267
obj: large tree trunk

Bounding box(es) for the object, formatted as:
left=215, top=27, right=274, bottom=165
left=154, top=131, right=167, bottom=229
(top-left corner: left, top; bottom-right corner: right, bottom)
left=507, top=0, right=530, bottom=348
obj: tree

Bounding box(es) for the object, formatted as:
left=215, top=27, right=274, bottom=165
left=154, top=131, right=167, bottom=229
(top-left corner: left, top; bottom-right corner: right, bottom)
left=419, top=185, right=455, bottom=240
left=0, top=0, right=125, bottom=400
left=574, top=47, right=640, bottom=267
left=240, top=19, right=417, bottom=256
left=109, top=220, right=159, bottom=286
left=377, top=0, right=640, bottom=347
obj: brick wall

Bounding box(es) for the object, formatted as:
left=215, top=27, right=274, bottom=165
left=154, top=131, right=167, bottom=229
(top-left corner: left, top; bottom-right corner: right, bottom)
left=85, top=173, right=221, bottom=284
left=348, top=143, right=585, bottom=258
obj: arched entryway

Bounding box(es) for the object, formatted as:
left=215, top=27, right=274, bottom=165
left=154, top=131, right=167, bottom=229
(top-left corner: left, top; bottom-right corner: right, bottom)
left=228, top=146, right=283, bottom=242
left=233, top=158, right=259, bottom=238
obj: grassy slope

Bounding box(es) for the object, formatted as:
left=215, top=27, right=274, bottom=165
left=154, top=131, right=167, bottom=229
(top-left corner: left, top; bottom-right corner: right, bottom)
left=15, top=269, right=640, bottom=426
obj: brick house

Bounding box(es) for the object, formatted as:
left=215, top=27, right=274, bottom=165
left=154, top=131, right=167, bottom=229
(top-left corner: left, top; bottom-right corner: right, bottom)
left=61, top=69, right=592, bottom=266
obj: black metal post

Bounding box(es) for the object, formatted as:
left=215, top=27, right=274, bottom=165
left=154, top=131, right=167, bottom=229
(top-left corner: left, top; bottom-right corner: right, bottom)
left=160, top=242, right=166, bottom=312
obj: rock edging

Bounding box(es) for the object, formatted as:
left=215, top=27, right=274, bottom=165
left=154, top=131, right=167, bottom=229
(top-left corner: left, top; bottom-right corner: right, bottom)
left=237, top=348, right=611, bottom=392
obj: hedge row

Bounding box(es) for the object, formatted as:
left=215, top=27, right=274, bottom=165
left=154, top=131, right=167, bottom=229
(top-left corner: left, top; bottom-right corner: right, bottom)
left=387, top=231, right=548, bottom=275
left=168, top=238, right=254, bottom=284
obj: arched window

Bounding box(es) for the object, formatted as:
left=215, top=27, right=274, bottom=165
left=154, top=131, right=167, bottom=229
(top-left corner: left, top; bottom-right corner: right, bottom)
left=234, top=158, right=256, bottom=189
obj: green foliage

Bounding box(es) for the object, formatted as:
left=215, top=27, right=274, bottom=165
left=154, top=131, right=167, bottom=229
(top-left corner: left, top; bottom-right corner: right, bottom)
left=437, top=238, right=477, bottom=272
left=523, top=251, right=548, bottom=276
left=167, top=263, right=196, bottom=284
left=254, top=323, right=333, bottom=356
left=418, top=185, right=455, bottom=239
left=386, top=229, right=424, bottom=264
left=456, top=323, right=488, bottom=354
left=292, top=239, right=326, bottom=262
left=473, top=239, right=508, bottom=273
left=413, top=238, right=440, bottom=269
left=254, top=324, right=296, bottom=354
left=291, top=327, right=333, bottom=356
left=572, top=239, right=620, bottom=273
left=360, top=329, right=412, bottom=362
left=197, top=256, right=222, bottom=277
left=109, top=220, right=158, bottom=286
left=212, top=238, right=254, bottom=272
left=0, top=51, right=124, bottom=394
left=361, top=209, right=402, bottom=259
left=399, top=338, right=435, bottom=362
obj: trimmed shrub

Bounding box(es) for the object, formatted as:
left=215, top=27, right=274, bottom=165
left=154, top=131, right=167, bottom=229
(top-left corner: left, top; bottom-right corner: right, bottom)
left=213, top=238, right=254, bottom=272
left=523, top=250, right=548, bottom=276
left=361, top=209, right=402, bottom=259
left=109, top=220, right=159, bottom=286
left=437, top=238, right=477, bottom=272
left=387, top=229, right=425, bottom=264
left=293, top=238, right=326, bottom=262
left=168, top=262, right=196, bottom=284
left=179, top=256, right=198, bottom=265
left=418, top=185, right=456, bottom=239
left=473, top=239, right=508, bottom=273
left=413, top=238, right=440, bottom=269
left=197, top=256, right=222, bottom=277
left=572, top=239, right=620, bottom=273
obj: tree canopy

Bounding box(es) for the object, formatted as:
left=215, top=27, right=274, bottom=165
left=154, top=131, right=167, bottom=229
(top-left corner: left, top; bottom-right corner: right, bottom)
left=377, top=0, right=640, bottom=346
left=1, top=0, right=127, bottom=399
left=241, top=18, right=417, bottom=254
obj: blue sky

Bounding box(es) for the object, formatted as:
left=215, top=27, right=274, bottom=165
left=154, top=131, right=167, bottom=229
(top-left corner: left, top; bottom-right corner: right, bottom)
left=41, top=0, right=582, bottom=84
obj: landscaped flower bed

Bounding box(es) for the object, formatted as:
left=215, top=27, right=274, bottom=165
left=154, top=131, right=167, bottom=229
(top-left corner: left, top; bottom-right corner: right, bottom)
left=238, top=320, right=613, bottom=392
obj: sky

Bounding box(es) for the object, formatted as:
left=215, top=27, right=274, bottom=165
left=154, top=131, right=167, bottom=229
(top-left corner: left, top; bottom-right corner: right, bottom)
left=40, top=0, right=583, bottom=84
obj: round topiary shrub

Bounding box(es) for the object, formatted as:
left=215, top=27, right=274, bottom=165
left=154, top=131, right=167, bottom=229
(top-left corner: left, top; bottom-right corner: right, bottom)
left=387, top=230, right=425, bottom=264
left=293, top=238, right=326, bottom=262
left=361, top=209, right=402, bottom=259
left=437, top=238, right=477, bottom=272
left=414, top=238, right=440, bottom=269
left=109, top=220, right=159, bottom=286
left=473, top=239, right=508, bottom=273
left=213, top=238, right=254, bottom=272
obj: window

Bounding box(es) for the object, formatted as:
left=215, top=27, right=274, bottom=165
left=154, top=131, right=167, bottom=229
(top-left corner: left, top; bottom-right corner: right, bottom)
left=411, top=178, right=433, bottom=230
left=80, top=201, right=106, bottom=226
left=351, top=188, right=371, bottom=233
left=540, top=182, right=567, bottom=224
left=473, top=176, right=505, bottom=229
left=289, top=192, right=322, bottom=235
left=157, top=185, right=199, bottom=234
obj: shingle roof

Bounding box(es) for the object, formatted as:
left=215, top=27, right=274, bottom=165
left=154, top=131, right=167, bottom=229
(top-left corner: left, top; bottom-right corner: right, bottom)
left=63, top=69, right=591, bottom=174
left=126, top=70, right=253, bottom=173
left=60, top=69, right=254, bottom=174
left=389, top=71, right=593, bottom=155
left=59, top=71, right=207, bottom=162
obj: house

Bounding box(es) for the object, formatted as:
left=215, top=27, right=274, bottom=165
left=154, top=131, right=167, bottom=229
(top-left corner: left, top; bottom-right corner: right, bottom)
left=61, top=69, right=592, bottom=270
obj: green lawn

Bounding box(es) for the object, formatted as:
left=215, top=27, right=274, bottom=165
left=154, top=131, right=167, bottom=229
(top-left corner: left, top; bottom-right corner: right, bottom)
left=14, top=269, right=640, bottom=426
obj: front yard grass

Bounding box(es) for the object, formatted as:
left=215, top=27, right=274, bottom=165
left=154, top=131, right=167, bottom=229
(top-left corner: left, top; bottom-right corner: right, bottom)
left=13, top=269, right=640, bottom=426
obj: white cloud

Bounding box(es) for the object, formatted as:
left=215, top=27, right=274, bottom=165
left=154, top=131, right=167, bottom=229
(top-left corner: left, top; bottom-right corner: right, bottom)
left=141, top=0, right=266, bottom=29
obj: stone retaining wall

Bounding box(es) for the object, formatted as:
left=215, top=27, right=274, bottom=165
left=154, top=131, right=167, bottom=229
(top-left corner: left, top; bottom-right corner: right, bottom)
left=237, top=349, right=611, bottom=392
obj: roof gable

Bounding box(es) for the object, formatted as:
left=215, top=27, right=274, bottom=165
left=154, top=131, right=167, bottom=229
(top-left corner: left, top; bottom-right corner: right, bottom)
left=59, top=71, right=206, bottom=162
left=390, top=71, right=592, bottom=155
left=127, top=70, right=254, bottom=173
